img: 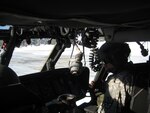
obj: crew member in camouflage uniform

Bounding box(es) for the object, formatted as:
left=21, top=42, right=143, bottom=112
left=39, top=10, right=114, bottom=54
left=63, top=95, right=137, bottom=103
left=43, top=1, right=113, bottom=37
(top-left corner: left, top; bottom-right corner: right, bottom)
left=97, top=42, right=134, bottom=113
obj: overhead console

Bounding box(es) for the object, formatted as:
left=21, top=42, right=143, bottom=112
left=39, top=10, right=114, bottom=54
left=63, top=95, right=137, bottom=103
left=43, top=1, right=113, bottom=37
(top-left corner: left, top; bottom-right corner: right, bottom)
left=103, top=27, right=150, bottom=42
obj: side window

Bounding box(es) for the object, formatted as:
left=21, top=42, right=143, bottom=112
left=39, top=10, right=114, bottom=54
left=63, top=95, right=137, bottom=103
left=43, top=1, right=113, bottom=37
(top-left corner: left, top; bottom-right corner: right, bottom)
left=127, top=42, right=149, bottom=63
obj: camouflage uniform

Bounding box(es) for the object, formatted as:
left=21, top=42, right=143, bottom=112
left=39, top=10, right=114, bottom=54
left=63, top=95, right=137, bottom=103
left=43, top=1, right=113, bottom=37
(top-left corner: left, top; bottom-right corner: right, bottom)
left=97, top=71, right=133, bottom=113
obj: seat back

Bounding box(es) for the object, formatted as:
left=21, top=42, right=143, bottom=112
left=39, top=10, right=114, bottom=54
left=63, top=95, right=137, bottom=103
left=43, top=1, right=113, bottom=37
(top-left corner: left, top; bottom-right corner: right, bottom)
left=0, top=64, right=43, bottom=113
left=130, top=63, right=149, bottom=113
left=0, top=64, right=20, bottom=87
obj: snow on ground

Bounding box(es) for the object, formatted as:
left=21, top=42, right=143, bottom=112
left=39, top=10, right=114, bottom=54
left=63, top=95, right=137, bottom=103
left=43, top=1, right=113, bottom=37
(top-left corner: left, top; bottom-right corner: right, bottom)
left=9, top=45, right=54, bottom=75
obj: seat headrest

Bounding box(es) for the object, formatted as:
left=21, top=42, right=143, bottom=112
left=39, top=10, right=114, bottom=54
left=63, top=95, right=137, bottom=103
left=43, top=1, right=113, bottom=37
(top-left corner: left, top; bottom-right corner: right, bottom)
left=0, top=64, right=20, bottom=87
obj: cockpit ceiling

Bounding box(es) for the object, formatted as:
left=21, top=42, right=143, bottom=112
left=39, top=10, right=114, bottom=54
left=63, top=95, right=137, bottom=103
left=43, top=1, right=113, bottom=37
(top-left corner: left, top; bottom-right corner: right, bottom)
left=1, top=1, right=150, bottom=27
